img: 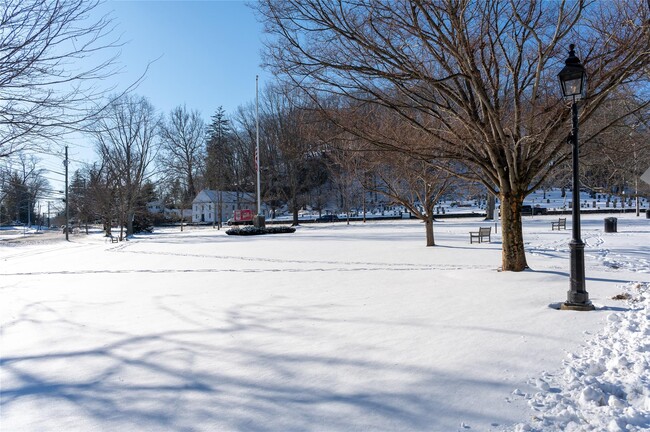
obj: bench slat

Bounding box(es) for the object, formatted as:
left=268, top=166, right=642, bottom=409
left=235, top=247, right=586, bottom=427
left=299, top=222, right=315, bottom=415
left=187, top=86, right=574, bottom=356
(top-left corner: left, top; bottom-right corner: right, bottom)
left=551, top=218, right=567, bottom=230
left=470, top=227, right=491, bottom=243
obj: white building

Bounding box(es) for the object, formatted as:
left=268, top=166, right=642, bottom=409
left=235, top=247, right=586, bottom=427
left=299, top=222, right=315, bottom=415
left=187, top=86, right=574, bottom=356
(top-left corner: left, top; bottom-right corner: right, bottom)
left=146, top=201, right=191, bottom=221
left=192, top=190, right=261, bottom=224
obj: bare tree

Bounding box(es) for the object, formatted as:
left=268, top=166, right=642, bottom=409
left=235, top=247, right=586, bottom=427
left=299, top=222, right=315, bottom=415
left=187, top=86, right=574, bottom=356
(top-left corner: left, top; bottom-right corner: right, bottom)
left=369, top=152, right=455, bottom=247
left=257, top=0, right=650, bottom=271
left=326, top=147, right=362, bottom=224
left=233, top=86, right=328, bottom=225
left=261, top=86, right=328, bottom=225
left=85, top=161, right=119, bottom=237
left=0, top=0, right=123, bottom=159
left=93, top=95, right=159, bottom=237
left=0, top=154, right=49, bottom=224
left=158, top=105, right=205, bottom=202
left=328, top=115, right=456, bottom=245
left=582, top=97, right=650, bottom=213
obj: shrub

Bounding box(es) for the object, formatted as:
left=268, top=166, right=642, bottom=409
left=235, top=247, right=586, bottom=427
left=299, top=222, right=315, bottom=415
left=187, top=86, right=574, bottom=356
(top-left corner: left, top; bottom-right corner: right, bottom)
left=226, top=225, right=296, bottom=236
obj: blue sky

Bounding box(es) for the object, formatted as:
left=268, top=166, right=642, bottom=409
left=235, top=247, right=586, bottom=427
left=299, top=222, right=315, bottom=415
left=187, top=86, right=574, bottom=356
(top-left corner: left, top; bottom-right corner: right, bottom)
left=41, top=1, right=270, bottom=193
left=101, top=0, right=270, bottom=120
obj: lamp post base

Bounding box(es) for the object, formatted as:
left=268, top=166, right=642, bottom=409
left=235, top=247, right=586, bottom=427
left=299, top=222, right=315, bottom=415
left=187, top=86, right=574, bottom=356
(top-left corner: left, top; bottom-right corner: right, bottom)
left=560, top=302, right=595, bottom=311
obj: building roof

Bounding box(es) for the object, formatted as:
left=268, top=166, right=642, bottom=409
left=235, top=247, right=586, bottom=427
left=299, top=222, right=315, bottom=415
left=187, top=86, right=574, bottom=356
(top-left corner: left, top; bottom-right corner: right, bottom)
left=192, top=189, right=256, bottom=205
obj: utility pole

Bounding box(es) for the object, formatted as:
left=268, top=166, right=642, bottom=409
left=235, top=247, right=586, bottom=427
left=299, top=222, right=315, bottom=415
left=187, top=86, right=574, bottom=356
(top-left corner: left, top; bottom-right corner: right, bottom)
left=256, top=75, right=261, bottom=215
left=64, top=145, right=69, bottom=241
left=47, top=201, right=51, bottom=228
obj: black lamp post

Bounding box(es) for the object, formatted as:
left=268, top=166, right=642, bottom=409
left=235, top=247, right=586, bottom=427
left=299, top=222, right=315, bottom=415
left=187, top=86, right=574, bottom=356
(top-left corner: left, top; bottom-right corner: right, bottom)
left=558, top=44, right=594, bottom=311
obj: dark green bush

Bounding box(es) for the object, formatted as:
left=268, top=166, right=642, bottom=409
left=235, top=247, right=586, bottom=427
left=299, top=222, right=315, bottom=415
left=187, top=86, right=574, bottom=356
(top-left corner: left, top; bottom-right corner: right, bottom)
left=226, top=225, right=296, bottom=236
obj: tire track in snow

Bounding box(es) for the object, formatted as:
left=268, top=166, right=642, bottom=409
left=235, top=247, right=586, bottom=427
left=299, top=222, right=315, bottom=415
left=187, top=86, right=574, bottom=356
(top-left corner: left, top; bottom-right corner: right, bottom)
left=106, top=243, right=496, bottom=271
left=0, top=264, right=491, bottom=277
left=0, top=241, right=98, bottom=262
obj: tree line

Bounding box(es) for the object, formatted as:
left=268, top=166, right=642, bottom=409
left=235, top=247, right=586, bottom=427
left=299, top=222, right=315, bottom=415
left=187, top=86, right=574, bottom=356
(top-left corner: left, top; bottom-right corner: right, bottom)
left=3, top=83, right=648, bottom=245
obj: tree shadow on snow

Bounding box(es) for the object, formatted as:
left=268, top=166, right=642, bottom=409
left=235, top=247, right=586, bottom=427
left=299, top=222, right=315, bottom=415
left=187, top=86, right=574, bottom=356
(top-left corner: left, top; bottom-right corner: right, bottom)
left=1, top=297, right=528, bottom=432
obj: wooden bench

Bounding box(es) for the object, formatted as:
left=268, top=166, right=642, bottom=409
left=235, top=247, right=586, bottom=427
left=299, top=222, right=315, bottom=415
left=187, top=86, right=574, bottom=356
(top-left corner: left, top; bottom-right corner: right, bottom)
left=108, top=234, right=119, bottom=243
left=470, top=226, right=491, bottom=243
left=551, top=218, right=567, bottom=230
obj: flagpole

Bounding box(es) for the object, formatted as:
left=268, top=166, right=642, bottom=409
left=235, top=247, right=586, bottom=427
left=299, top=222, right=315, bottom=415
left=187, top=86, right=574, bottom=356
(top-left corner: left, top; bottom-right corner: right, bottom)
left=256, top=75, right=261, bottom=216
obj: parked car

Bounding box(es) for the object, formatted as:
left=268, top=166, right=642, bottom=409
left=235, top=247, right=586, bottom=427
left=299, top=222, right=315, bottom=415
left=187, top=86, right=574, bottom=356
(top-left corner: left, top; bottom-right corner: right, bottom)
left=521, top=205, right=547, bottom=216
left=315, top=214, right=340, bottom=222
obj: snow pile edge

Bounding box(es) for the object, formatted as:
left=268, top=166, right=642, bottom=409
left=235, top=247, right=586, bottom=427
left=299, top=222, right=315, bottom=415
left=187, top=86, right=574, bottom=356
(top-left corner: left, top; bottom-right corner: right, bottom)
left=511, top=282, right=650, bottom=432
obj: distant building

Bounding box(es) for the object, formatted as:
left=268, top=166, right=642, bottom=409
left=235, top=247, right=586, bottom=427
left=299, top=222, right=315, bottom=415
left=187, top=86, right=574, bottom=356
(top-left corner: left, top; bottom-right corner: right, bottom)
left=146, top=200, right=165, bottom=214
left=165, top=208, right=192, bottom=220
left=192, top=189, right=264, bottom=224
left=146, top=201, right=191, bottom=221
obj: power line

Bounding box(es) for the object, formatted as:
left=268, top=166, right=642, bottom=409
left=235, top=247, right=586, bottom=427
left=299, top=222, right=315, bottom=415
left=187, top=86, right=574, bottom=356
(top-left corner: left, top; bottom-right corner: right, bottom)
left=41, top=169, right=66, bottom=177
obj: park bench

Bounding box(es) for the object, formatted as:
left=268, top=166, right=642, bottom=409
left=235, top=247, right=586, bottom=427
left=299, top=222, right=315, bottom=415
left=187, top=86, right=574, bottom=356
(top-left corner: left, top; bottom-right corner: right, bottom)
left=470, top=226, right=491, bottom=244
left=107, top=234, right=119, bottom=243
left=551, top=218, right=567, bottom=230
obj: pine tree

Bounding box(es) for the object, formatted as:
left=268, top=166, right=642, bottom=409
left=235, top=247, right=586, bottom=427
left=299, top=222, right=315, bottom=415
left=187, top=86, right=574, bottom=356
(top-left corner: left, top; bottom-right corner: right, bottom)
left=205, top=106, right=235, bottom=190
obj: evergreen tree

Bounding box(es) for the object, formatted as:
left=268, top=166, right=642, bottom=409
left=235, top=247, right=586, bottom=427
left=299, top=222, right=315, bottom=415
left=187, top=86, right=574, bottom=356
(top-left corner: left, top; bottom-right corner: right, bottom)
left=205, top=106, right=235, bottom=190
left=132, top=181, right=158, bottom=233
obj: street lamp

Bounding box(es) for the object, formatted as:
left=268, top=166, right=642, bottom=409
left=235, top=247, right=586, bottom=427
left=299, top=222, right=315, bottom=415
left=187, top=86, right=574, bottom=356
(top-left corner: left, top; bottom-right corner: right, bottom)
left=558, top=44, right=594, bottom=311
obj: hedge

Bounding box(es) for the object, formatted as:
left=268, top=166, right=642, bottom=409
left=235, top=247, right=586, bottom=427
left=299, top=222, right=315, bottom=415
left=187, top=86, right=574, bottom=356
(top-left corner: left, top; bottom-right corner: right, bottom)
left=225, top=226, right=296, bottom=236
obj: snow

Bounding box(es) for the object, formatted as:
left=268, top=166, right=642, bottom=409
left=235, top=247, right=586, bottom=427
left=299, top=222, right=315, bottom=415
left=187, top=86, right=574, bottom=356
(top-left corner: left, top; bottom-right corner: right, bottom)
left=512, top=280, right=650, bottom=432
left=1, top=212, right=649, bottom=431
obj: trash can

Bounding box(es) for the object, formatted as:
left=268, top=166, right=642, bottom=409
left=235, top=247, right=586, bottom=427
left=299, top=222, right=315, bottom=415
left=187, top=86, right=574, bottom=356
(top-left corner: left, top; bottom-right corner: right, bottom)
left=604, top=217, right=617, bottom=233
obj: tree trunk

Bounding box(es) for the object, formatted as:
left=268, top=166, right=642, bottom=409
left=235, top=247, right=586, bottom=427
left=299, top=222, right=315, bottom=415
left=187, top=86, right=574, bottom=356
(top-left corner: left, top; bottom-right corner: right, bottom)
left=292, top=205, right=299, bottom=226
left=425, top=216, right=435, bottom=247
left=485, top=194, right=496, bottom=220
left=126, top=210, right=134, bottom=236
left=500, top=193, right=528, bottom=271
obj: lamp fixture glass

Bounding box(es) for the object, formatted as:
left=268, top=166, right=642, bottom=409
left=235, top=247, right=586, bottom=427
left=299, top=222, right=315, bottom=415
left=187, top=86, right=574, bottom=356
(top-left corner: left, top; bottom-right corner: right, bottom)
left=558, top=44, right=587, bottom=99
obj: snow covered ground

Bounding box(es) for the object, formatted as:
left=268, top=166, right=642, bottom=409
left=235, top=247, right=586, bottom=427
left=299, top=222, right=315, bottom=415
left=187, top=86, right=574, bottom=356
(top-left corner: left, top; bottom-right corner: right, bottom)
left=1, top=213, right=649, bottom=431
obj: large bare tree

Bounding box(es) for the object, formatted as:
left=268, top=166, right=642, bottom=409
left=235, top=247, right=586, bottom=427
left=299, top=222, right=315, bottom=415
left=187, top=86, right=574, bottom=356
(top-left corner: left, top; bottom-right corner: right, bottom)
left=257, top=0, right=649, bottom=271
left=158, top=105, right=205, bottom=202
left=93, top=95, right=159, bottom=237
left=0, top=0, right=122, bottom=159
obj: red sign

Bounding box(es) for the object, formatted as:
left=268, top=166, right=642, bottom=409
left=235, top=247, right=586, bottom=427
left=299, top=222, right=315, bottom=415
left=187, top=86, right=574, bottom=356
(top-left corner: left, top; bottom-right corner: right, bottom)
left=233, top=209, right=254, bottom=222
